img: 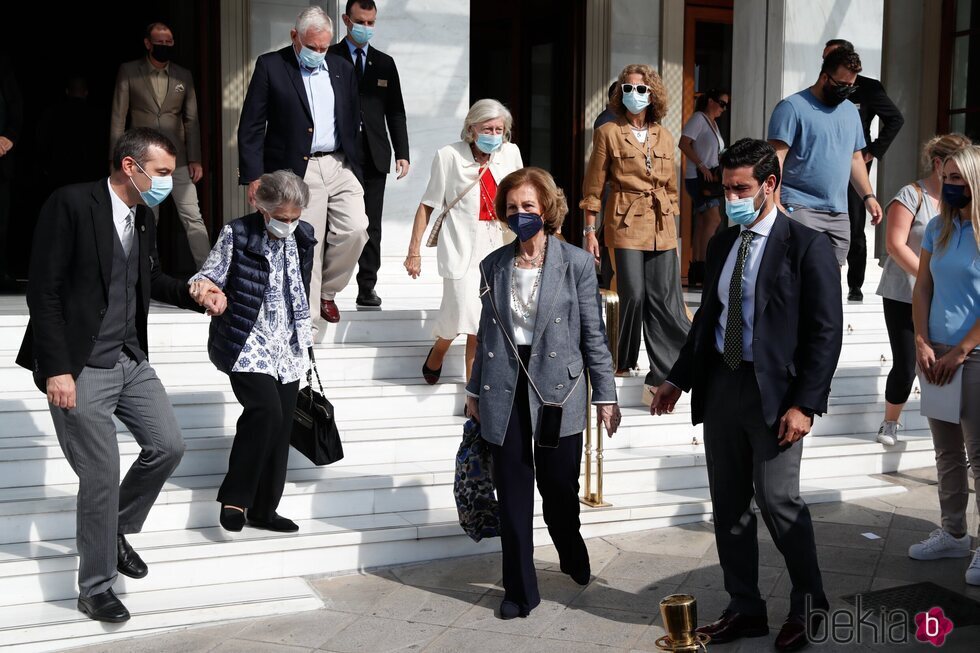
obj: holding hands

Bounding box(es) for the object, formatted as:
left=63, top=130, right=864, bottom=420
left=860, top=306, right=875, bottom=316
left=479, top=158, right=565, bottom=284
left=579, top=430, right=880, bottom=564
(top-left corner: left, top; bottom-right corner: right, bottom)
left=189, top=278, right=228, bottom=316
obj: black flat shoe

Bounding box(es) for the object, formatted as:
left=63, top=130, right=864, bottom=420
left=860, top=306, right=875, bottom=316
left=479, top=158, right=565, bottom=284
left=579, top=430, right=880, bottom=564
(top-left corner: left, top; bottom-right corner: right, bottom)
left=78, top=588, right=130, bottom=623
left=220, top=505, right=246, bottom=532
left=422, top=347, right=442, bottom=385
left=116, top=534, right=148, bottom=579
left=560, top=563, right=591, bottom=586
left=356, top=290, right=382, bottom=308
left=246, top=512, right=299, bottom=532
left=499, top=600, right=529, bottom=620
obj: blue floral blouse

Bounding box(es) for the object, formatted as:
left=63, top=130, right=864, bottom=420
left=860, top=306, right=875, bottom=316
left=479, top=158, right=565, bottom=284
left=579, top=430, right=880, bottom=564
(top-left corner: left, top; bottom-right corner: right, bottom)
left=191, top=225, right=313, bottom=383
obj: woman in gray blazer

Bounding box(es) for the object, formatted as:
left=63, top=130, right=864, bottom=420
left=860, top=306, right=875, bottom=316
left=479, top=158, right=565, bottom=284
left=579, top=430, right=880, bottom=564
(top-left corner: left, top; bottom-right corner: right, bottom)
left=465, top=167, right=621, bottom=620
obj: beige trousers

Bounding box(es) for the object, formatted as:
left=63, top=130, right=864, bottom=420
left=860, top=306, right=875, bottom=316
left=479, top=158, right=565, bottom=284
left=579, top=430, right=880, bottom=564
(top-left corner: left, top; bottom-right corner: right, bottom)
left=150, top=165, right=211, bottom=267
left=928, top=343, right=980, bottom=538
left=301, top=154, right=369, bottom=311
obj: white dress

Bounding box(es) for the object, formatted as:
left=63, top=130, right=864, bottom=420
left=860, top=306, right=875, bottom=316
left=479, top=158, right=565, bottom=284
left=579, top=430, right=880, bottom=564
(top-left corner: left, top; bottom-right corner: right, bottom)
left=421, top=141, right=524, bottom=339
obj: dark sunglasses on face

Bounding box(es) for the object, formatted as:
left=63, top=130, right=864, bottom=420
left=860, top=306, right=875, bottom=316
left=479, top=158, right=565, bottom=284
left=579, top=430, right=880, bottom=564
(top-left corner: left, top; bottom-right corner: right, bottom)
left=714, top=99, right=729, bottom=109
left=622, top=83, right=649, bottom=94
left=827, top=75, right=858, bottom=91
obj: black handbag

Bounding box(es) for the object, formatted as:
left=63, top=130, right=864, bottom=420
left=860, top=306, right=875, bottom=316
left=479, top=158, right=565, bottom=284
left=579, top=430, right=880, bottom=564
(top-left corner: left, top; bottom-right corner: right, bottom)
left=291, top=348, right=344, bottom=466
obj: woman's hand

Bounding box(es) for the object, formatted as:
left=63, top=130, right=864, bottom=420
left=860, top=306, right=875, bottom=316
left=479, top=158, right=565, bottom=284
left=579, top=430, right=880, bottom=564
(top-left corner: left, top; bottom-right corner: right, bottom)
left=189, top=278, right=219, bottom=302
left=916, top=339, right=937, bottom=384
left=465, top=396, right=480, bottom=423
left=597, top=403, right=621, bottom=436
left=190, top=278, right=227, bottom=316
left=405, top=254, right=422, bottom=279
left=931, top=346, right=967, bottom=386
left=699, top=164, right=715, bottom=183
left=583, top=232, right=600, bottom=262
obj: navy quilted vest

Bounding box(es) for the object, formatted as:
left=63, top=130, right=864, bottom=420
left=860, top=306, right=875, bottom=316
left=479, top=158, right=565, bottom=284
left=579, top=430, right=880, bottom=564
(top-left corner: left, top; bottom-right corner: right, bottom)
left=208, top=213, right=316, bottom=374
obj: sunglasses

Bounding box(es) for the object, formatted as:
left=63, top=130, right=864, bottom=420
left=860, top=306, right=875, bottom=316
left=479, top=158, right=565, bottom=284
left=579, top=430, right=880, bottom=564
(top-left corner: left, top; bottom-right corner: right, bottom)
left=827, top=75, right=859, bottom=92
left=622, top=84, right=649, bottom=95
left=714, top=99, right=729, bottom=109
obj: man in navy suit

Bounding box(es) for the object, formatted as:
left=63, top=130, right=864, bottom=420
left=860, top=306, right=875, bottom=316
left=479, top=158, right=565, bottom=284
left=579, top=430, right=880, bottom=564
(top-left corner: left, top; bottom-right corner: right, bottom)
left=652, top=139, right=843, bottom=651
left=238, top=5, right=368, bottom=327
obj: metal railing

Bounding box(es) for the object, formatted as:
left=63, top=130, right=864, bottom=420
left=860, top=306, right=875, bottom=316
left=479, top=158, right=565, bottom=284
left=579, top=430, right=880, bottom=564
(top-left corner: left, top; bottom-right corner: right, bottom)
left=582, top=289, right=619, bottom=508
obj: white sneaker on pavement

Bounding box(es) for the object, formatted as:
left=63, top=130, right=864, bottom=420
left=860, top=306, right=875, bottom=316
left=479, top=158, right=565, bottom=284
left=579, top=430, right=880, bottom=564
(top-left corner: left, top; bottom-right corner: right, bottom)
left=908, top=528, right=972, bottom=560
left=876, top=420, right=899, bottom=446
left=967, top=547, right=980, bottom=586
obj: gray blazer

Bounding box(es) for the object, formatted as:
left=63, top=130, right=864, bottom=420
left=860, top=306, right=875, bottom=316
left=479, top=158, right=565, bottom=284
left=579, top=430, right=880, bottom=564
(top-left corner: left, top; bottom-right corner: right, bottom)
left=465, top=236, right=617, bottom=446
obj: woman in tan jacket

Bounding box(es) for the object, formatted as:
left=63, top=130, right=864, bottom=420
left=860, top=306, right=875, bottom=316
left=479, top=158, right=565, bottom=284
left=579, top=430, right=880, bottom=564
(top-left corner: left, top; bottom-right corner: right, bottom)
left=581, top=64, right=691, bottom=401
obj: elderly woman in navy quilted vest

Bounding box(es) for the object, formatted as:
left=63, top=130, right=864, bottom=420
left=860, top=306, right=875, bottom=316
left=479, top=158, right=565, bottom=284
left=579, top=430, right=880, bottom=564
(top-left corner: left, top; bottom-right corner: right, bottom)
left=188, top=170, right=316, bottom=533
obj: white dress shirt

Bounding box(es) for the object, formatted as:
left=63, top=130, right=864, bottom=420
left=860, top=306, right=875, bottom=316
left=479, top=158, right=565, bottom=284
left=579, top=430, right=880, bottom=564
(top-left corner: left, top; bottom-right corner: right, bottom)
left=296, top=52, right=338, bottom=154
left=107, top=179, right=135, bottom=256
left=714, top=205, right=778, bottom=361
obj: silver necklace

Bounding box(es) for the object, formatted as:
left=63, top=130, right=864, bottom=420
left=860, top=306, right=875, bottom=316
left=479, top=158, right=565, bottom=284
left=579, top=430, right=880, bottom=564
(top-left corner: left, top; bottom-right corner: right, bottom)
left=511, top=242, right=546, bottom=321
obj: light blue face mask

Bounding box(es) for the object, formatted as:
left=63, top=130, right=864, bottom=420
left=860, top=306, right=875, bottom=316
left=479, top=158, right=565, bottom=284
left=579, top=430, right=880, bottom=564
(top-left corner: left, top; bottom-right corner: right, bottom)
left=131, top=161, right=173, bottom=208
left=475, top=133, right=503, bottom=154
left=622, top=90, right=651, bottom=115
left=298, top=44, right=325, bottom=68
left=350, top=23, right=374, bottom=44
left=725, top=185, right=766, bottom=226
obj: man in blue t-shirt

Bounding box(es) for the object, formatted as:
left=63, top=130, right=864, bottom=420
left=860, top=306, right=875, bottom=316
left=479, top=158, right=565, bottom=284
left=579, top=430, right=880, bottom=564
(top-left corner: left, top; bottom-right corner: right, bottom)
left=767, top=47, right=883, bottom=267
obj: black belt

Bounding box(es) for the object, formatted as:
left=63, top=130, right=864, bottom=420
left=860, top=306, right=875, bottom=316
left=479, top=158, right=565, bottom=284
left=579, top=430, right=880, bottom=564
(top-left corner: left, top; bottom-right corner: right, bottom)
left=310, top=150, right=337, bottom=158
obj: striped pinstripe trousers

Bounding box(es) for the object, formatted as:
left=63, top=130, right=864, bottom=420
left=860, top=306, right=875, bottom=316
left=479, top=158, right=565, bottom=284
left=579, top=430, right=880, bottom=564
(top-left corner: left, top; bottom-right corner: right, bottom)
left=48, top=353, right=185, bottom=597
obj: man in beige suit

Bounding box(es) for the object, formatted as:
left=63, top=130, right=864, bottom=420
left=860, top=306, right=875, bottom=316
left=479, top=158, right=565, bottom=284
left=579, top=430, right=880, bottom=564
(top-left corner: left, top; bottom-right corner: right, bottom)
left=110, top=22, right=210, bottom=267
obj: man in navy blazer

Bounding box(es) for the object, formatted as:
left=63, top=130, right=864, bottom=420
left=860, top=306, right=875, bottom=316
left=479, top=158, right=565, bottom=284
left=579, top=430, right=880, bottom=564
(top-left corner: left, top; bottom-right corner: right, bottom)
left=238, top=5, right=368, bottom=328
left=652, top=139, right=843, bottom=652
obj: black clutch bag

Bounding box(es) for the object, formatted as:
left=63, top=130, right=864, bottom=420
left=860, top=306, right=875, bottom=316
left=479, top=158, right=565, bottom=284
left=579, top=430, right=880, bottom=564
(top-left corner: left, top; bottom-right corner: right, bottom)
left=291, top=348, right=344, bottom=466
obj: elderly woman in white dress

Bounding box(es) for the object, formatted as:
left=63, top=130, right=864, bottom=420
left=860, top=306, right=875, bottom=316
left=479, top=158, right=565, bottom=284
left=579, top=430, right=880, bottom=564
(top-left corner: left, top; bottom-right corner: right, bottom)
left=405, top=99, right=524, bottom=385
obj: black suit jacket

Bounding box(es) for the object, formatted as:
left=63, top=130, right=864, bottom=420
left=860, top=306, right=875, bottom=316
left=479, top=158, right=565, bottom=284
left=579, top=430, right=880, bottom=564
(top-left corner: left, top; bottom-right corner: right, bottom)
left=16, top=179, right=200, bottom=391
left=666, top=212, right=843, bottom=427
left=238, top=47, right=362, bottom=184
left=327, top=40, right=409, bottom=174
left=851, top=75, right=904, bottom=160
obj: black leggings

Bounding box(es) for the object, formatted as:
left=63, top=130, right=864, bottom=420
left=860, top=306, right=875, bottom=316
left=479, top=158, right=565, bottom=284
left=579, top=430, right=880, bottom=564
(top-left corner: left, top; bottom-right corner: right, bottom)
left=883, top=298, right=916, bottom=405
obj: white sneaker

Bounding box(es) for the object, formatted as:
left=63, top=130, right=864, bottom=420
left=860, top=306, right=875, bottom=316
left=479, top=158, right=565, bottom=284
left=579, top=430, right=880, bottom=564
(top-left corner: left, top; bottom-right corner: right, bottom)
left=908, top=528, right=972, bottom=560
left=967, top=548, right=980, bottom=586
left=876, top=420, right=900, bottom=446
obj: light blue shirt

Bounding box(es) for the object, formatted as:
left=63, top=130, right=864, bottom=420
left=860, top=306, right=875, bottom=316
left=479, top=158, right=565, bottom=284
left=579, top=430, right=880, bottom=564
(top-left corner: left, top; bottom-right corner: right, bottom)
left=767, top=89, right=865, bottom=214
left=715, top=205, right=779, bottom=361
left=921, top=215, right=980, bottom=348
left=296, top=52, right=338, bottom=154
left=345, top=37, right=369, bottom=63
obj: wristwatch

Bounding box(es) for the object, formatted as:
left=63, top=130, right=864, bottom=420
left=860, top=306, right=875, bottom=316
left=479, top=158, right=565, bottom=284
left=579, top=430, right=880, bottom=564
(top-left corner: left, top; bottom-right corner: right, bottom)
left=862, top=193, right=877, bottom=203
left=583, top=224, right=597, bottom=236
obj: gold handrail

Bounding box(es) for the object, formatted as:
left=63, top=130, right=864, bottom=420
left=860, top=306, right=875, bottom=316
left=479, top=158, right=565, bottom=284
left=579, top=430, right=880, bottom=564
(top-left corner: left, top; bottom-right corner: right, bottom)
left=582, top=289, right=619, bottom=508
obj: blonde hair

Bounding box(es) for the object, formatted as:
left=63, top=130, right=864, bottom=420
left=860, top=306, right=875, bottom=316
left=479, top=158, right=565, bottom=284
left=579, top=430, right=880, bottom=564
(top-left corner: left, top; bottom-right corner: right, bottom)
left=921, top=133, right=972, bottom=175
left=494, top=167, right=569, bottom=236
left=610, top=64, right=669, bottom=124
left=460, top=99, right=513, bottom=143
left=936, top=144, right=980, bottom=252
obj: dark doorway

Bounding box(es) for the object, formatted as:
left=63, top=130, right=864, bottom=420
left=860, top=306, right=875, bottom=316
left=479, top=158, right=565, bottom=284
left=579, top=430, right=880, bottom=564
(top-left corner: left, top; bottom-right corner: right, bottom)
left=469, top=0, right=587, bottom=242
left=0, top=0, right=222, bottom=280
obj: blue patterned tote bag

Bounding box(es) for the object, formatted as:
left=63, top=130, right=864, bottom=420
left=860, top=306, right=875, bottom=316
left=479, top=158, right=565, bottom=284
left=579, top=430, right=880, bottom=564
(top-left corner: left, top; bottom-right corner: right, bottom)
left=454, top=419, right=500, bottom=541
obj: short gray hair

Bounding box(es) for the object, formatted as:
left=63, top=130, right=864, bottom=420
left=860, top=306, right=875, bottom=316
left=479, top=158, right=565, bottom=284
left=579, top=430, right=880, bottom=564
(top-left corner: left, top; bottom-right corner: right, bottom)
left=295, top=6, right=333, bottom=37
left=254, top=170, right=310, bottom=213
left=460, top=99, right=513, bottom=143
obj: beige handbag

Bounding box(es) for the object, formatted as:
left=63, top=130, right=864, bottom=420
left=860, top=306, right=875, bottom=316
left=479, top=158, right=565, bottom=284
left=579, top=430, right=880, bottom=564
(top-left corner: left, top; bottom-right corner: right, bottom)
left=425, top=161, right=491, bottom=247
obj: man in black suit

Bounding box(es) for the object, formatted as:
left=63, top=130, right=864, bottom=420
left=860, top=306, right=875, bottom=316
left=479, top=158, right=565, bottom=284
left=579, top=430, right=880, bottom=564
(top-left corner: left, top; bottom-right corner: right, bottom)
left=238, top=5, right=368, bottom=326
left=823, top=39, right=904, bottom=302
left=652, top=139, right=843, bottom=652
left=328, top=0, right=410, bottom=308
left=16, top=128, right=225, bottom=622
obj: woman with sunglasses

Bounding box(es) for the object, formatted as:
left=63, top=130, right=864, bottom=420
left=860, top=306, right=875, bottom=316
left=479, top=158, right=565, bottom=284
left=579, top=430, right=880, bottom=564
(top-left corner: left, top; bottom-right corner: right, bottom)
left=581, top=64, right=691, bottom=405
left=679, top=88, right=729, bottom=288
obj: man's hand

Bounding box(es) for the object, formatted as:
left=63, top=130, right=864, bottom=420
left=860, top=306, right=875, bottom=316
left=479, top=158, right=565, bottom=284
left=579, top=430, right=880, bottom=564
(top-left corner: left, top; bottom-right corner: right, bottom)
left=465, top=396, right=480, bottom=423
left=597, top=403, right=622, bottom=437
left=651, top=383, right=681, bottom=416
left=583, top=232, right=600, bottom=262
left=188, top=161, right=204, bottom=184
left=0, top=136, right=12, bottom=157
left=862, top=151, right=874, bottom=165
left=247, top=179, right=261, bottom=206
left=202, top=291, right=227, bottom=317
left=866, top=196, right=883, bottom=226
left=47, top=374, right=76, bottom=409
left=395, top=159, right=410, bottom=179
left=777, top=407, right=813, bottom=446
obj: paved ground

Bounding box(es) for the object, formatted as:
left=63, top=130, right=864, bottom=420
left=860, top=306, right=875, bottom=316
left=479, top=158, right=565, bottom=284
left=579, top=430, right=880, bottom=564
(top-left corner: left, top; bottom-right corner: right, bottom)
left=69, top=467, right=980, bottom=652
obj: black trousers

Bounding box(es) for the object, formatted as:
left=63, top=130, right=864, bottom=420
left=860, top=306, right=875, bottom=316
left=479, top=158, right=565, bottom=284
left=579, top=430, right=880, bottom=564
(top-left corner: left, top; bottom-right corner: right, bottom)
left=883, top=297, right=917, bottom=405
left=488, top=345, right=588, bottom=612
left=702, top=355, right=828, bottom=617
left=218, top=372, right=300, bottom=518
left=846, top=162, right=873, bottom=291
left=356, top=138, right=388, bottom=295
left=614, top=248, right=691, bottom=385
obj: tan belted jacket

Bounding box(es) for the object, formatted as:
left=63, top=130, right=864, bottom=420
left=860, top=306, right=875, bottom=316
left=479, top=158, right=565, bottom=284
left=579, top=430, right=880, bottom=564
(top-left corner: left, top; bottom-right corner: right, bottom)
left=580, top=117, right=680, bottom=251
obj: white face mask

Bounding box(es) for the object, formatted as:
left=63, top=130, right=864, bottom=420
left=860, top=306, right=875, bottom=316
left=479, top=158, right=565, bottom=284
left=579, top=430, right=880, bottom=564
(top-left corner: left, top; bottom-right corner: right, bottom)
left=265, top=216, right=298, bottom=239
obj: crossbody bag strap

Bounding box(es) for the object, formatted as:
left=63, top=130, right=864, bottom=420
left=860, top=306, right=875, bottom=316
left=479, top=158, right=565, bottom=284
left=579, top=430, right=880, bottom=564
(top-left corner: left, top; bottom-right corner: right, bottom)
left=425, top=160, right=491, bottom=247
left=478, top=261, right=584, bottom=407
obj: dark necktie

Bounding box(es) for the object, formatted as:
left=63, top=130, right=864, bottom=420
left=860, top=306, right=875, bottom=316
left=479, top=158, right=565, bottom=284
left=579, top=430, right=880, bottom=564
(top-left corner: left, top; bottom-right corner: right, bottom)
left=354, top=48, right=364, bottom=80
left=723, top=230, right=755, bottom=370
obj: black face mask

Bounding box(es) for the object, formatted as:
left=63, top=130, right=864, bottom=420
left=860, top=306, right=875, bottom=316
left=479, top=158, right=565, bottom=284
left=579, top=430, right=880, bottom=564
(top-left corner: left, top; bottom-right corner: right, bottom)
left=151, top=44, right=174, bottom=63
left=823, top=79, right=856, bottom=106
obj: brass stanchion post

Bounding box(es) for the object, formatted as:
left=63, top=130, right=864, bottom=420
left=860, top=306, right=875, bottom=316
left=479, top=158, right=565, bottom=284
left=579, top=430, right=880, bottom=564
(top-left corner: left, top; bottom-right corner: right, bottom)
left=581, top=289, right=618, bottom=508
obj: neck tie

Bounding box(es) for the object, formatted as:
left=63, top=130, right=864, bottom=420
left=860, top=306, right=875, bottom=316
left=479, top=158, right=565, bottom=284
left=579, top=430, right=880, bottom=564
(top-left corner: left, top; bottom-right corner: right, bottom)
left=122, top=209, right=135, bottom=258
left=354, top=48, right=364, bottom=80
left=723, top=230, right=755, bottom=370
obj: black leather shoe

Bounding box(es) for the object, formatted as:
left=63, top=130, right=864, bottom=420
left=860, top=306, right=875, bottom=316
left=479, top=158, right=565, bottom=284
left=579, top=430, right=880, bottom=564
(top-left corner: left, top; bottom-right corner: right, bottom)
left=695, top=610, right=769, bottom=644
left=560, top=563, right=591, bottom=586
left=847, top=288, right=863, bottom=302
left=116, top=534, right=147, bottom=579
left=775, top=614, right=818, bottom=651
left=220, top=505, right=246, bottom=532
left=356, top=290, right=382, bottom=308
left=78, top=588, right=130, bottom=623
left=246, top=512, right=299, bottom=532
left=499, top=600, right=531, bottom=620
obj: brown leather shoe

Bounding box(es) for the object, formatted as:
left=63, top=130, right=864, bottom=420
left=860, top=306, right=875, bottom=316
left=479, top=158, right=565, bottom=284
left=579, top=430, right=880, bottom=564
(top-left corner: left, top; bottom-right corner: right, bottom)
left=695, top=610, right=769, bottom=644
left=775, top=614, right=818, bottom=651
left=320, top=299, right=340, bottom=323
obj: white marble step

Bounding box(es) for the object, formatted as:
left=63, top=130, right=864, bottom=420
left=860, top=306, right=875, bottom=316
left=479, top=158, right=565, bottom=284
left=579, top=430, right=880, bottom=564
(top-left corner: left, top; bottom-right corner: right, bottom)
left=0, top=474, right=904, bottom=608
left=0, top=577, right=322, bottom=652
